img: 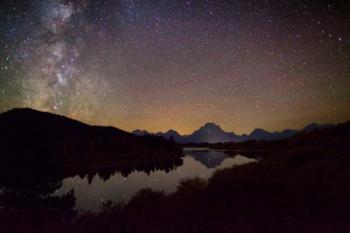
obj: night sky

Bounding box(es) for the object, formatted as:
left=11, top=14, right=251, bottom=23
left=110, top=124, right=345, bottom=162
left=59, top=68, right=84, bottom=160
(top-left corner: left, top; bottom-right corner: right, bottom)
left=0, top=0, right=349, bottom=134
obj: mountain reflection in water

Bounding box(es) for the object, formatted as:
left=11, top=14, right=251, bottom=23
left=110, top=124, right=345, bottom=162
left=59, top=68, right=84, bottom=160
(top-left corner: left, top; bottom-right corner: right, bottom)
left=55, top=149, right=257, bottom=211
left=0, top=149, right=257, bottom=213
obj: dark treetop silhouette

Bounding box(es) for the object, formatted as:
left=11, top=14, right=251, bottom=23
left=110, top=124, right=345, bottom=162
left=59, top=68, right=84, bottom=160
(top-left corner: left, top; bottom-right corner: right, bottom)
left=0, top=108, right=183, bottom=175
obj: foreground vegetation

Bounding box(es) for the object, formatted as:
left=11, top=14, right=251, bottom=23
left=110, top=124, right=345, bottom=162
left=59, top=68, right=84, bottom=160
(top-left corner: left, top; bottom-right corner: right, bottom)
left=1, top=122, right=350, bottom=233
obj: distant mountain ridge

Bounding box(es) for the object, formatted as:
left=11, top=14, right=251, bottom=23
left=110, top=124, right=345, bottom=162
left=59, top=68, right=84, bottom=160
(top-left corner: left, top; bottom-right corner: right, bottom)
left=0, top=108, right=183, bottom=171
left=132, top=122, right=334, bottom=144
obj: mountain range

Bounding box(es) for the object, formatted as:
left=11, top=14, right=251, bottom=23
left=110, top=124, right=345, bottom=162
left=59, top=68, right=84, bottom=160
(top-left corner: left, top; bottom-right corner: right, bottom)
left=133, top=122, right=333, bottom=144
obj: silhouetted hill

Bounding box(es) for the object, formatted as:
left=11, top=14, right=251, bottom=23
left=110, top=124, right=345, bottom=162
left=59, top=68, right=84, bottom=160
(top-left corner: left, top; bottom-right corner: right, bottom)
left=211, top=121, right=350, bottom=151
left=301, top=122, right=333, bottom=132
left=248, top=128, right=272, bottom=140
left=247, top=128, right=300, bottom=141
left=132, top=129, right=150, bottom=136
left=133, top=122, right=334, bottom=143
left=161, top=129, right=184, bottom=142
left=0, top=108, right=183, bottom=172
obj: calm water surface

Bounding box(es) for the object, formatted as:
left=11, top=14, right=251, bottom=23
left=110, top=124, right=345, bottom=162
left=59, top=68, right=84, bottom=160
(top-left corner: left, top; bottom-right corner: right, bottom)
left=55, top=149, right=257, bottom=211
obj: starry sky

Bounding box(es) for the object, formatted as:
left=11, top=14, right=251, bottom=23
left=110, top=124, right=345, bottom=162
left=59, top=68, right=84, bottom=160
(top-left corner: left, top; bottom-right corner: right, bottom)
left=0, top=0, right=349, bottom=134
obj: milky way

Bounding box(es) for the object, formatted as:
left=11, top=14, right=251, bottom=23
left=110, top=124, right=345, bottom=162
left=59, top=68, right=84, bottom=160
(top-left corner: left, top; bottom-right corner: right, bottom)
left=0, top=0, right=349, bottom=134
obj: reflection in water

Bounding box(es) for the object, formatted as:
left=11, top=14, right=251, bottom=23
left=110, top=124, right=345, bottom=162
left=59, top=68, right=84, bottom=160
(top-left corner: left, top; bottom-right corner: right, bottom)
left=70, top=158, right=183, bottom=184
left=55, top=150, right=257, bottom=211
left=189, top=150, right=231, bottom=168
left=0, top=158, right=183, bottom=221
left=0, top=150, right=257, bottom=213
